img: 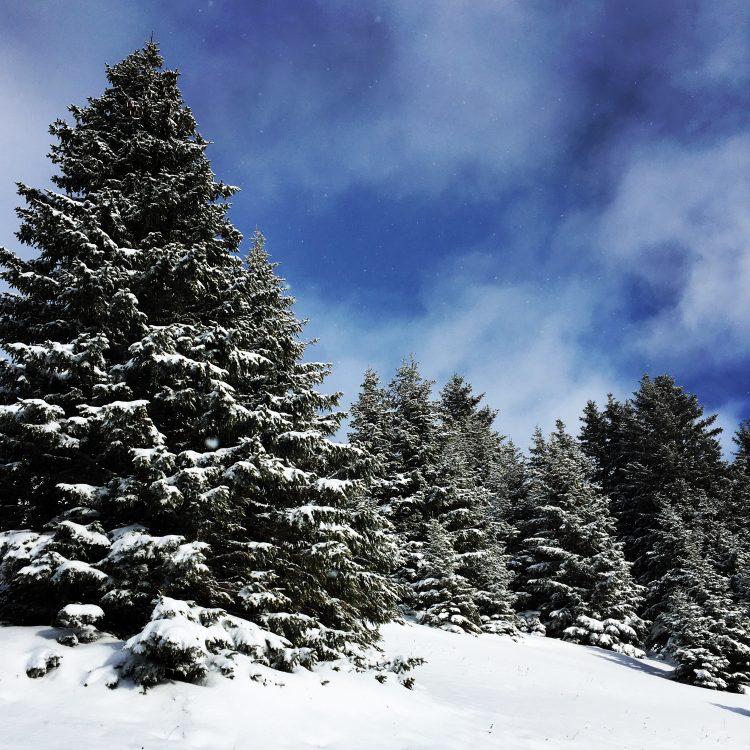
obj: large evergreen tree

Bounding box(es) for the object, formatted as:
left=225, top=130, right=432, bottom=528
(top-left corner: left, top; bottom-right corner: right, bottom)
left=364, top=359, right=471, bottom=628
left=579, top=395, right=630, bottom=494
left=732, top=420, right=750, bottom=475
left=438, top=374, right=517, bottom=526
left=578, top=378, right=750, bottom=689
left=721, top=423, right=750, bottom=606
left=410, top=519, right=482, bottom=634
left=0, top=44, right=397, bottom=686
left=514, top=423, right=646, bottom=656
left=580, top=378, right=730, bottom=620
left=611, top=376, right=724, bottom=589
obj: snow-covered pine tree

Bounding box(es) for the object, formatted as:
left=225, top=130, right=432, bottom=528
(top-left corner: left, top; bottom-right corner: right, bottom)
left=733, top=420, right=750, bottom=476
left=348, top=366, right=393, bottom=508
left=585, top=379, right=750, bottom=691
left=609, top=376, right=726, bottom=623
left=438, top=375, right=486, bottom=430
left=351, top=360, right=488, bottom=634
left=374, top=358, right=463, bottom=624
left=438, top=374, right=514, bottom=512
left=579, top=394, right=631, bottom=496
left=513, top=423, right=646, bottom=656
left=656, top=537, right=750, bottom=692
left=374, top=357, right=437, bottom=545
left=0, top=43, right=397, bottom=686
left=725, top=429, right=750, bottom=606
left=349, top=368, right=390, bottom=463
left=727, top=421, right=750, bottom=564
left=410, top=519, right=481, bottom=634
left=705, top=424, right=750, bottom=610
left=434, top=376, right=518, bottom=635
left=384, top=357, right=438, bottom=491
left=579, top=399, right=609, bottom=490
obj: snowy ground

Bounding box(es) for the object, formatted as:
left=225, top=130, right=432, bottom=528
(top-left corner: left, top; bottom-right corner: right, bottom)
left=1, top=622, right=749, bottom=749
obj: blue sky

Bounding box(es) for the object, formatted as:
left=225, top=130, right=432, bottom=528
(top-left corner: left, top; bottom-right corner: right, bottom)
left=2, top=0, right=750, bottom=450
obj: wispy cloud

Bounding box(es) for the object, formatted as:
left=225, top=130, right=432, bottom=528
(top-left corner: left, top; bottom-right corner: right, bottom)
left=299, top=252, right=626, bottom=449
left=192, top=1, right=593, bottom=206
left=593, top=136, right=750, bottom=363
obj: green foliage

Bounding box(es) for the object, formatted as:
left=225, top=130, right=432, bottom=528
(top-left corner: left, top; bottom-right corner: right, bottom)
left=514, top=422, right=646, bottom=655
left=350, top=365, right=518, bottom=636
left=0, top=43, right=397, bottom=684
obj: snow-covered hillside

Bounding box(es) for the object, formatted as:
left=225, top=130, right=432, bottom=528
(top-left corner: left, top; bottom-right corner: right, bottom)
left=1, top=622, right=748, bottom=750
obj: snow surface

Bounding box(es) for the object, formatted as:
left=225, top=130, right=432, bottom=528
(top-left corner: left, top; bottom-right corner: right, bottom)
left=0, top=622, right=749, bottom=749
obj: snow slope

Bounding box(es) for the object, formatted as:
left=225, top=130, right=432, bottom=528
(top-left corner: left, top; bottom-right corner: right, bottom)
left=1, top=622, right=748, bottom=749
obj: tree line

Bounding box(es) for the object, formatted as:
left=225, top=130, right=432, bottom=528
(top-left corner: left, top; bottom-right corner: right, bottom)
left=350, top=361, right=750, bottom=691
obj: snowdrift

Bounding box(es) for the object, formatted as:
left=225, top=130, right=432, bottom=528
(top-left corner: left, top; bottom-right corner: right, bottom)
left=1, top=621, right=748, bottom=749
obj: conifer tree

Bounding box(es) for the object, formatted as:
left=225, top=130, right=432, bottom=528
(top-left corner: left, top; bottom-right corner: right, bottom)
left=438, top=375, right=507, bottom=491
left=613, top=376, right=723, bottom=575
left=405, top=434, right=514, bottom=634
left=349, top=369, right=389, bottom=462
left=514, top=423, right=646, bottom=656
left=435, top=376, right=518, bottom=634
left=579, top=400, right=608, bottom=487
left=350, top=363, right=518, bottom=635
left=374, top=359, right=461, bottom=624
left=0, top=43, right=397, bottom=686
left=607, top=376, right=726, bottom=627
left=657, top=541, right=750, bottom=692
left=385, top=357, right=438, bottom=494
left=410, top=519, right=482, bottom=634
left=721, top=422, right=750, bottom=605
left=727, top=420, right=750, bottom=549
left=578, top=377, right=750, bottom=689
left=579, top=394, right=631, bottom=496
left=733, top=420, right=750, bottom=475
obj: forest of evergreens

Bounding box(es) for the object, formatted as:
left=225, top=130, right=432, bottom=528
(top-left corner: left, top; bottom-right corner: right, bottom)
left=1, top=44, right=748, bottom=694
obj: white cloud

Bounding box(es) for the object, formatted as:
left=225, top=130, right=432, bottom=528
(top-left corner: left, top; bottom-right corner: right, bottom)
left=0, top=2, right=160, bottom=251
left=712, top=400, right=745, bottom=457
left=299, top=253, right=626, bottom=449
left=227, top=1, right=578, bottom=204
left=595, top=135, right=750, bottom=361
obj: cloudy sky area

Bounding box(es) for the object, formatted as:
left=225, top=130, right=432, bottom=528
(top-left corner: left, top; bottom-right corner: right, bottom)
left=2, top=0, right=750, bottom=450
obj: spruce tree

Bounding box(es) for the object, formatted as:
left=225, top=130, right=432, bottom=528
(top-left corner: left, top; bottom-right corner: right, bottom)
left=658, top=542, right=750, bottom=692
left=349, top=368, right=389, bottom=462
left=613, top=376, right=723, bottom=581
left=410, top=519, right=482, bottom=634
left=605, top=375, right=727, bottom=637
left=733, top=420, right=750, bottom=475
left=579, top=394, right=631, bottom=496
left=385, top=357, right=438, bottom=494
left=720, top=422, right=750, bottom=606
left=438, top=375, right=521, bottom=501
left=350, top=363, right=518, bottom=635
left=374, top=359, right=465, bottom=626
left=579, top=377, right=750, bottom=689
left=435, top=376, right=518, bottom=634
left=514, top=423, right=646, bottom=656
left=372, top=358, right=438, bottom=575
left=727, top=420, right=750, bottom=546
left=579, top=400, right=609, bottom=488
left=0, top=43, right=397, bottom=686
left=348, top=367, right=392, bottom=506
left=403, top=432, right=514, bottom=635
